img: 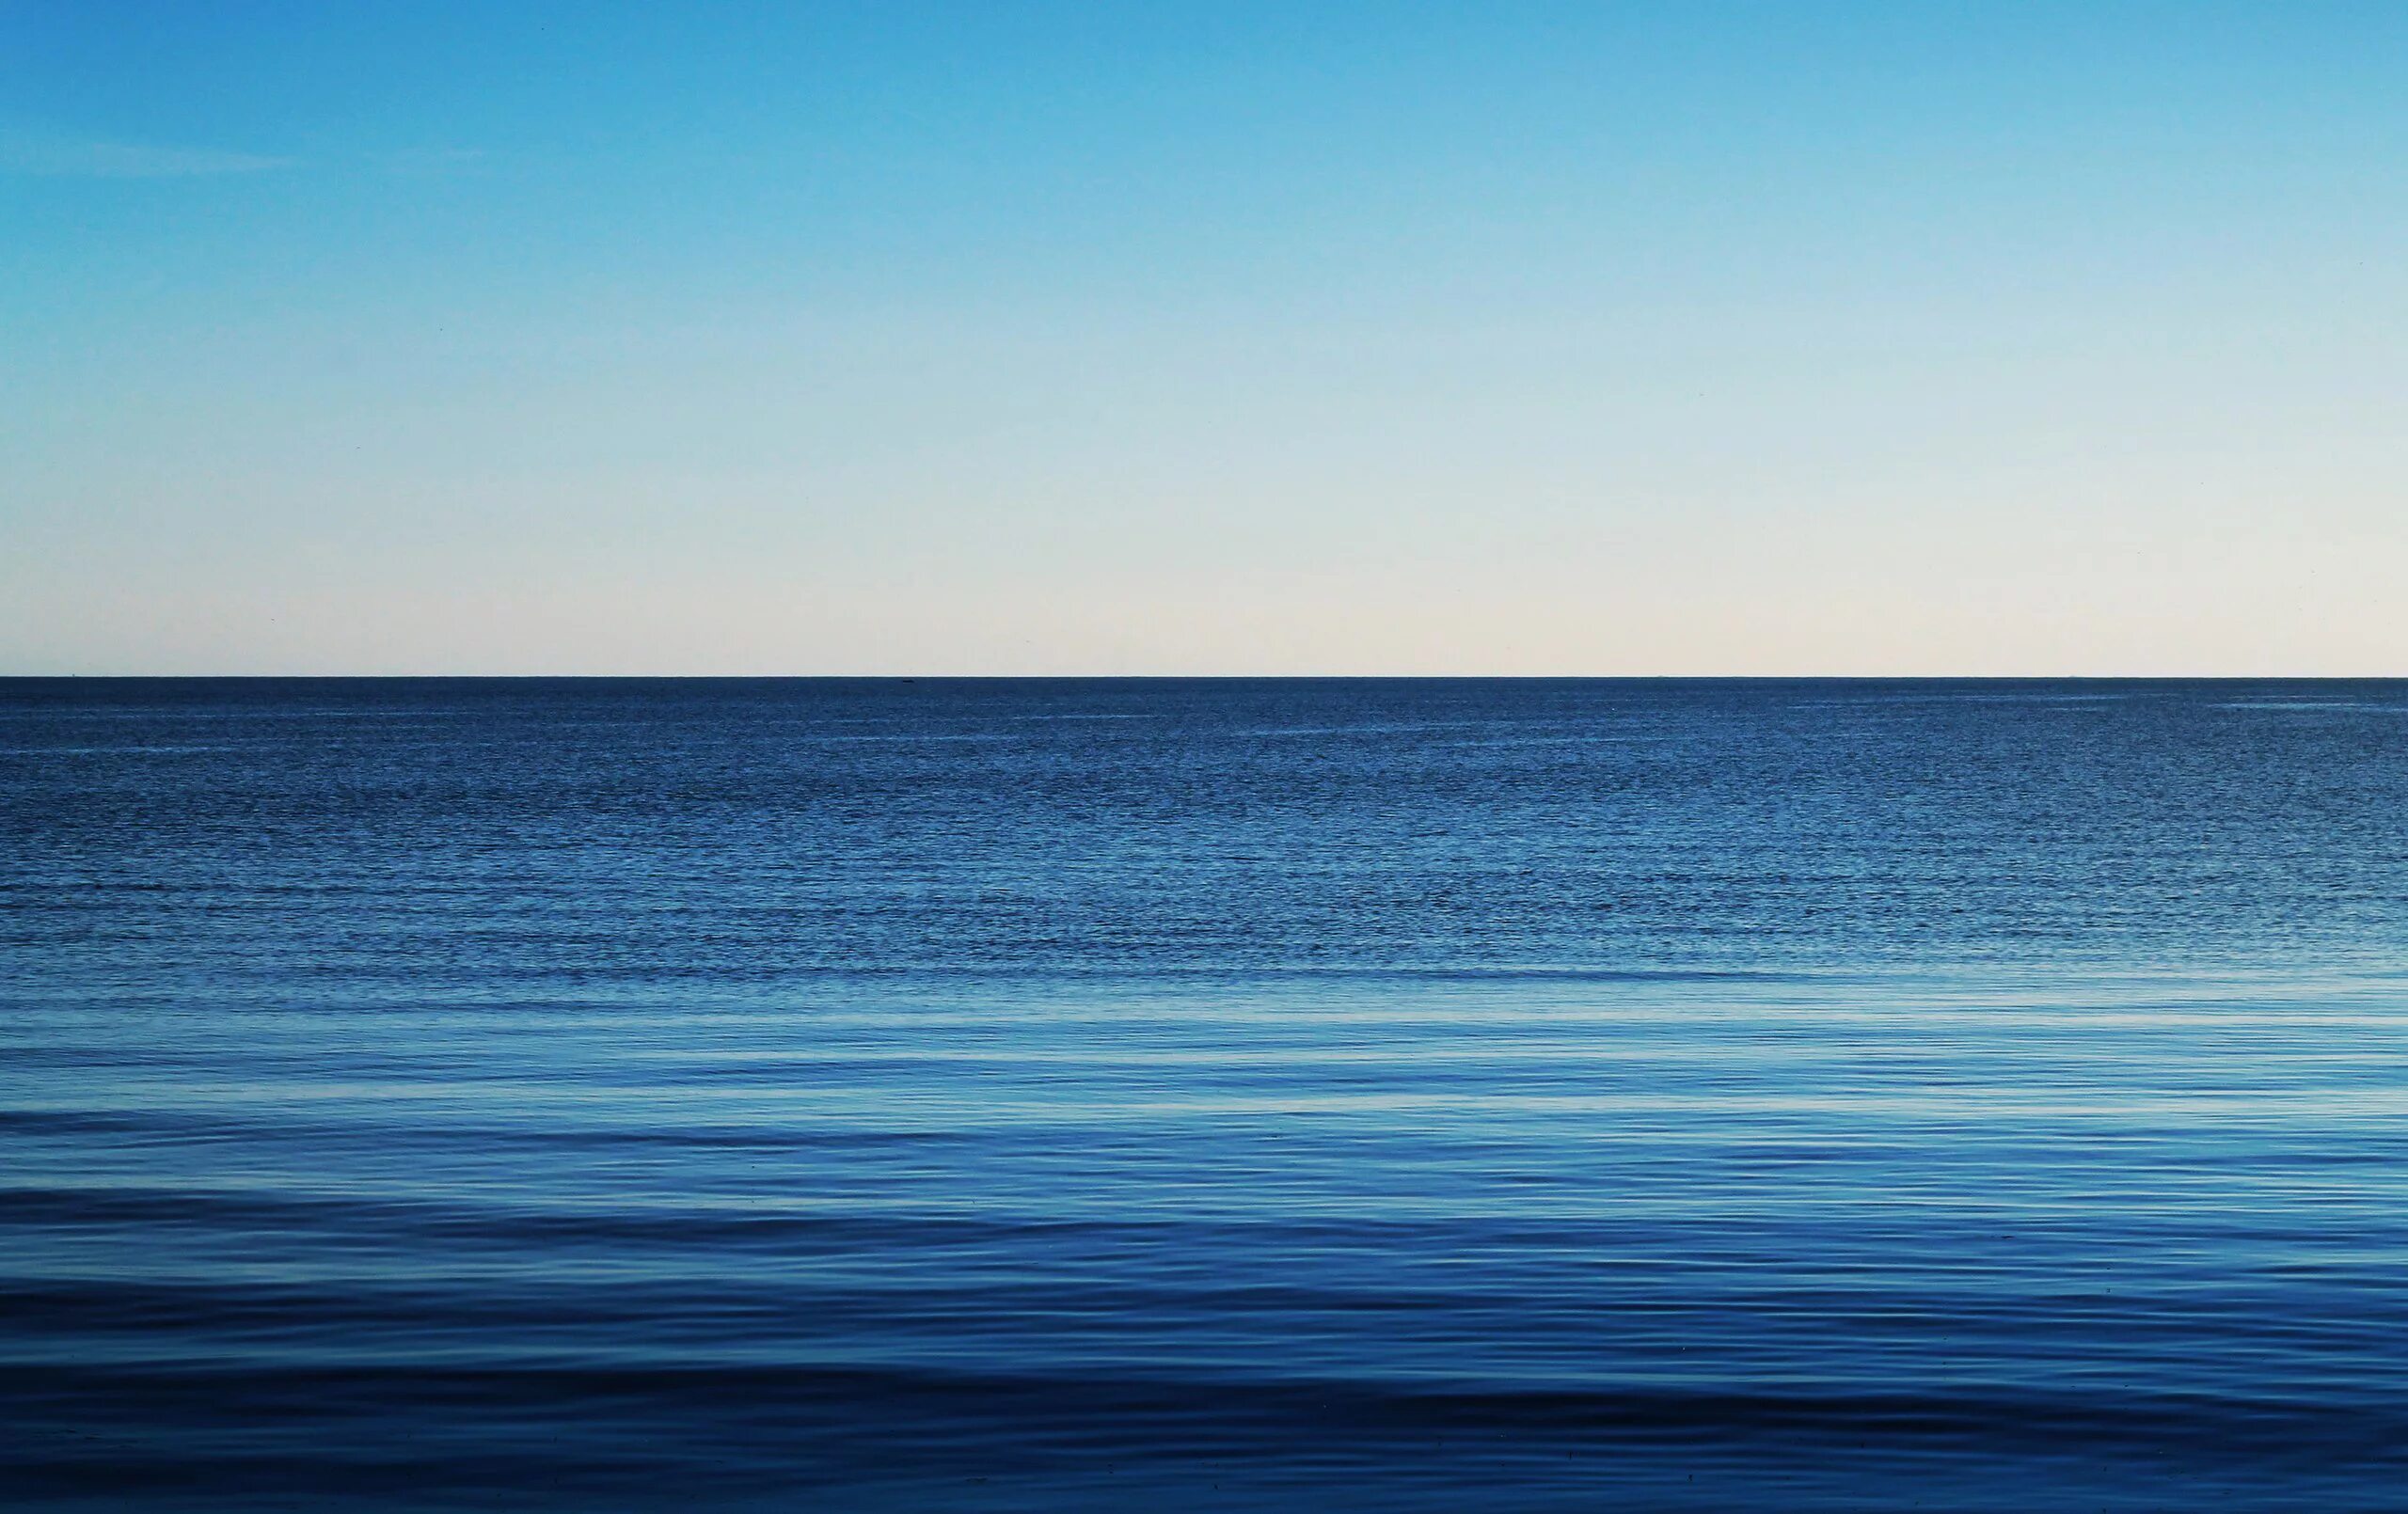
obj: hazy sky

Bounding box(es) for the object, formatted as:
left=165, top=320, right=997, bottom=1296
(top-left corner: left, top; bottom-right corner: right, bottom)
left=5, top=2, right=2403, bottom=673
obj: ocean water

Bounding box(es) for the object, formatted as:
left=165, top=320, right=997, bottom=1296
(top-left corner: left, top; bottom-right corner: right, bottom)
left=5, top=677, right=2408, bottom=1511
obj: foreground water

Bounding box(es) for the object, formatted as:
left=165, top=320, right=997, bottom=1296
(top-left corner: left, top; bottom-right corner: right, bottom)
left=5, top=678, right=2407, bottom=1510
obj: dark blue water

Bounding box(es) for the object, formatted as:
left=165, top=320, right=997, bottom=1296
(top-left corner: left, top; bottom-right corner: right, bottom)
left=7, top=678, right=2408, bottom=1511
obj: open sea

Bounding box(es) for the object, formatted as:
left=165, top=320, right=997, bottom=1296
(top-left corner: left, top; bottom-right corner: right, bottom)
left=5, top=676, right=2408, bottom=1511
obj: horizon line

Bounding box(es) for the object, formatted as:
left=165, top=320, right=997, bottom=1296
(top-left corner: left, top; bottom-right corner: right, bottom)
left=7, top=672, right=2404, bottom=684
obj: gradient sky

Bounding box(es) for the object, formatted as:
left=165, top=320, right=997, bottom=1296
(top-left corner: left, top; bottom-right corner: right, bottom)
left=4, top=2, right=2403, bottom=673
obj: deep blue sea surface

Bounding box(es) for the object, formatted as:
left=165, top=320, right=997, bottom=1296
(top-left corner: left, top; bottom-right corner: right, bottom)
left=6, top=677, right=2408, bottom=1510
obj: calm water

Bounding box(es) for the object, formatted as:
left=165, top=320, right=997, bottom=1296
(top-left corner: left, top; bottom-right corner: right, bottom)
left=6, top=677, right=2408, bottom=1511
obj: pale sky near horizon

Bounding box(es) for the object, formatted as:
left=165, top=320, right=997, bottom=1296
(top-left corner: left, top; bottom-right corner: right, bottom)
left=4, top=2, right=2404, bottom=674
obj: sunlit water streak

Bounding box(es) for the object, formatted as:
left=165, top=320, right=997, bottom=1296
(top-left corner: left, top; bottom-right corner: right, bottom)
left=5, top=678, right=2407, bottom=1510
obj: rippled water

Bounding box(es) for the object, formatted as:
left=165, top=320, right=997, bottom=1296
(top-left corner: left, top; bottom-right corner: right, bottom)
left=6, top=678, right=2408, bottom=1510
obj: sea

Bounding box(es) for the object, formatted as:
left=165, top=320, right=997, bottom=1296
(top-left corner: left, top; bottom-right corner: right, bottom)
left=5, top=677, right=2407, bottom=1511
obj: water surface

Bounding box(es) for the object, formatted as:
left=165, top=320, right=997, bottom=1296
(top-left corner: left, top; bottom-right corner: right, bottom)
left=5, top=678, right=2407, bottom=1509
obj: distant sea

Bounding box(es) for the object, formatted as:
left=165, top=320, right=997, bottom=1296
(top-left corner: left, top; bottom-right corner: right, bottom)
left=6, top=677, right=2408, bottom=1511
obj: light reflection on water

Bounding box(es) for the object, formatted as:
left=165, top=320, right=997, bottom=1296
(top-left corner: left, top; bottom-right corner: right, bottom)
left=5, top=678, right=2408, bottom=1510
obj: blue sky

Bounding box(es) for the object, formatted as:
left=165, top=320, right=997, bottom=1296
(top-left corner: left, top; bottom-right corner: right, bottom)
left=5, top=2, right=2403, bottom=672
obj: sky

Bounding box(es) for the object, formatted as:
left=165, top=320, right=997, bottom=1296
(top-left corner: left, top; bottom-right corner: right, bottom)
left=3, top=1, right=2403, bottom=674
